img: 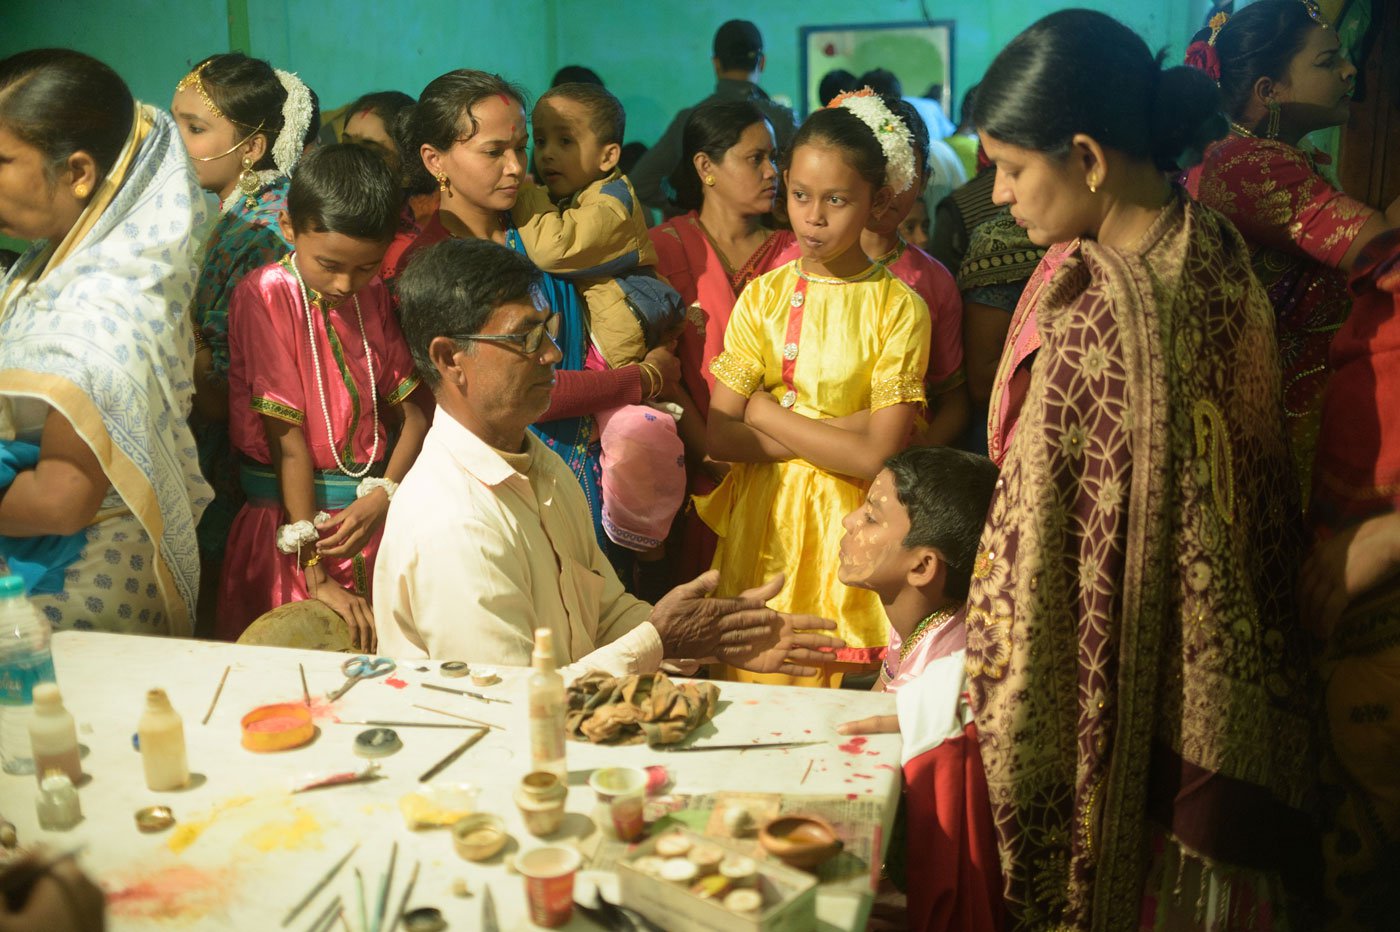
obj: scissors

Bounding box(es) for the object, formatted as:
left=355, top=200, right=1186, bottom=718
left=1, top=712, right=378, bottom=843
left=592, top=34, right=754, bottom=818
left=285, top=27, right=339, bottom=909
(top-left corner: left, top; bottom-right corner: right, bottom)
left=326, top=655, right=396, bottom=702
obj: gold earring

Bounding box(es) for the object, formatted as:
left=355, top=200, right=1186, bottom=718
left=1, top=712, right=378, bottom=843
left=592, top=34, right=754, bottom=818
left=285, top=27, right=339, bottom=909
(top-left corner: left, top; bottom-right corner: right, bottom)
left=703, top=175, right=716, bottom=186
left=237, top=156, right=261, bottom=197
left=1265, top=98, right=1281, bottom=139
left=436, top=172, right=450, bottom=194
left=1087, top=175, right=1100, bottom=194
left=73, top=183, right=89, bottom=199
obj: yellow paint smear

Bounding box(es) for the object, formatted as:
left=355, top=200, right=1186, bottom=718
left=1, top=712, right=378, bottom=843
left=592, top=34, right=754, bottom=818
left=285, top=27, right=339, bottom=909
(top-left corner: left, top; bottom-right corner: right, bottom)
left=243, top=808, right=324, bottom=852
left=167, top=795, right=256, bottom=854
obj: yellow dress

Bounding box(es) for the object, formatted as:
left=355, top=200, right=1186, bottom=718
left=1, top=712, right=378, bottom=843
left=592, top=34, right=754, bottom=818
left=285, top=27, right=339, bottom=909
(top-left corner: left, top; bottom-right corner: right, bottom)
left=696, top=260, right=930, bottom=686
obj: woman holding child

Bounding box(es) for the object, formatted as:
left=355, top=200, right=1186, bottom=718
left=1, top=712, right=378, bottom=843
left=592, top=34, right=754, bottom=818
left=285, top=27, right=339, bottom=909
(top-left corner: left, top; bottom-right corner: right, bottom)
left=396, top=70, right=680, bottom=545
left=966, top=11, right=1316, bottom=928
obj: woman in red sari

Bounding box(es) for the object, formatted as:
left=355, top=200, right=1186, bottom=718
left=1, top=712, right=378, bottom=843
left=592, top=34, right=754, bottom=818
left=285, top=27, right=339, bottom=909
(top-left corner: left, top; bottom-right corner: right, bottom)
left=1184, top=0, right=1400, bottom=496
left=969, top=11, right=1316, bottom=930
left=648, top=100, right=793, bottom=581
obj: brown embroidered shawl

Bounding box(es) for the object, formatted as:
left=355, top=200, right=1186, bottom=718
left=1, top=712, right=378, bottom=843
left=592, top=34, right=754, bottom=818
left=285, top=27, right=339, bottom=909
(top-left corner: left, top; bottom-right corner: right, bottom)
left=964, top=196, right=1316, bottom=930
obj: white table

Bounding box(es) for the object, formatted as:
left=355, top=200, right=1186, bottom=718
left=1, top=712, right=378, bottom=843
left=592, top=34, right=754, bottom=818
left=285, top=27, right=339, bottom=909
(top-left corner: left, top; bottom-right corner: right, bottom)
left=0, top=632, right=901, bottom=930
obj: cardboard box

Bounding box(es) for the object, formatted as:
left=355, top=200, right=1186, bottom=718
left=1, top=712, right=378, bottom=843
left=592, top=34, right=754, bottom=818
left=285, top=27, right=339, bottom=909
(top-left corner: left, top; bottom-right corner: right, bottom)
left=617, top=829, right=817, bottom=932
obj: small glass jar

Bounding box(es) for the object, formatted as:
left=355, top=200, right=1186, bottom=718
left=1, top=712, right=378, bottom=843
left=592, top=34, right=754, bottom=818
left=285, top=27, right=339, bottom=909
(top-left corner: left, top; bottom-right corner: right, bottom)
left=36, top=770, right=82, bottom=830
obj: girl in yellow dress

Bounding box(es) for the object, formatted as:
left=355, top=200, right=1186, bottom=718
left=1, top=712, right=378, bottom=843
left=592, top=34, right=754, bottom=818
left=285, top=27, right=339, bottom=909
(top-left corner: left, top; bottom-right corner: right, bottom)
left=699, top=91, right=931, bottom=687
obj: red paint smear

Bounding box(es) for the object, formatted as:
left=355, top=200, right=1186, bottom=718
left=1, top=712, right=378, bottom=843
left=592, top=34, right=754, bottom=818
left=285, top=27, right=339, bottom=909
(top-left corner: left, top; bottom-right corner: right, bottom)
left=845, top=793, right=858, bottom=800
left=107, top=865, right=232, bottom=919
left=770, top=731, right=783, bottom=737
left=866, top=751, right=880, bottom=757
left=383, top=677, right=408, bottom=690
left=303, top=697, right=342, bottom=722
left=837, top=736, right=868, bottom=755
left=803, top=729, right=811, bottom=734
left=875, top=763, right=896, bottom=772
left=853, top=773, right=872, bottom=780
left=742, top=699, right=761, bottom=706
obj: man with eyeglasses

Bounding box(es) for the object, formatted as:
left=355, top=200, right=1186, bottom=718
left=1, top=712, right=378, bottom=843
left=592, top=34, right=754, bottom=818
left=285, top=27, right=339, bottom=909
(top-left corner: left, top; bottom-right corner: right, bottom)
left=374, top=238, right=842, bottom=677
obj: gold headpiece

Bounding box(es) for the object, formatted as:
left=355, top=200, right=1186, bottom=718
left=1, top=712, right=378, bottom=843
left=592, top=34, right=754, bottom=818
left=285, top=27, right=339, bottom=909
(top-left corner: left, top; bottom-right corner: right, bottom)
left=1207, top=12, right=1228, bottom=46
left=176, top=61, right=227, bottom=122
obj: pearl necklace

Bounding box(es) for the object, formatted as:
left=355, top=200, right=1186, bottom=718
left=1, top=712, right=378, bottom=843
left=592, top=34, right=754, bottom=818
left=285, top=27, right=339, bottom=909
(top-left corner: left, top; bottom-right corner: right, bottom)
left=289, top=255, right=379, bottom=479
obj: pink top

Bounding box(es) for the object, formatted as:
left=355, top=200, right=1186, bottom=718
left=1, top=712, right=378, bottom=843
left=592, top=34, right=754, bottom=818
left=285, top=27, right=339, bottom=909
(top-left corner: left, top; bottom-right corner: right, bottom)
left=881, top=615, right=967, bottom=693
left=227, top=258, right=420, bottom=467
left=775, top=239, right=964, bottom=390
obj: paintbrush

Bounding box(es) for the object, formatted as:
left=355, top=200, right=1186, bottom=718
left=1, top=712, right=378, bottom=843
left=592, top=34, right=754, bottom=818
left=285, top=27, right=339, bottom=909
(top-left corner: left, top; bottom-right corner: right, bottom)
left=410, top=703, right=501, bottom=730
left=300, top=663, right=311, bottom=705
left=281, top=842, right=358, bottom=926
left=417, top=727, right=488, bottom=782
left=355, top=868, right=367, bottom=932
left=201, top=665, right=231, bottom=725
left=387, top=859, right=420, bottom=932
left=371, top=840, right=398, bottom=932
left=304, top=894, right=341, bottom=932
left=422, top=682, right=511, bottom=704
left=332, top=720, right=483, bottom=729
left=0, top=847, right=86, bottom=911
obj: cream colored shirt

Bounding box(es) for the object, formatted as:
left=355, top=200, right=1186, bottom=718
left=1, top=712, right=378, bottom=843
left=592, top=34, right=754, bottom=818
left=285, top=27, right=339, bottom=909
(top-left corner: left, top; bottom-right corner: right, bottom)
left=373, top=407, right=662, bottom=678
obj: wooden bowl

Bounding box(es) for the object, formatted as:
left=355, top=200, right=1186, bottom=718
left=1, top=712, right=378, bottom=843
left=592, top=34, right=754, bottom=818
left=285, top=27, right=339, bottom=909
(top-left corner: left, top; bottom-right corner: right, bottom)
left=758, top=815, right=843, bottom=870
left=452, top=813, right=508, bottom=861
left=240, top=702, right=314, bottom=752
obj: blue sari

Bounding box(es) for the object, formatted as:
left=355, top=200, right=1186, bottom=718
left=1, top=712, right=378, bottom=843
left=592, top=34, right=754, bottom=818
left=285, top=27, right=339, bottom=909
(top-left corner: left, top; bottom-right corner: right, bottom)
left=506, top=224, right=606, bottom=547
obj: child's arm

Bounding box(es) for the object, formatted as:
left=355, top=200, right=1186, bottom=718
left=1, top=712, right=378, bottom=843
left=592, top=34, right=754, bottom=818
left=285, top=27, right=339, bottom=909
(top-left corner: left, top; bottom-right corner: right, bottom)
left=918, top=382, right=970, bottom=447
left=317, top=394, right=427, bottom=559
left=511, top=177, right=649, bottom=277
left=263, top=416, right=375, bottom=651
left=744, top=395, right=917, bottom=481
left=707, top=383, right=795, bottom=464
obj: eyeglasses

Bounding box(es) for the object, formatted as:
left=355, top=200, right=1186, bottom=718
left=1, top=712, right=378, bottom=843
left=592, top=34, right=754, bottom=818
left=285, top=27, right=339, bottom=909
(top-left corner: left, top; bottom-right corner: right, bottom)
left=455, top=310, right=561, bottom=356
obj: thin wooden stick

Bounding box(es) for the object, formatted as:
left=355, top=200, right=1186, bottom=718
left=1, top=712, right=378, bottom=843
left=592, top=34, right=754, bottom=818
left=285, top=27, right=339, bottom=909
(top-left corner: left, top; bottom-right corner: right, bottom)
left=417, top=728, right=488, bottom=783
left=300, top=663, right=311, bottom=705
left=387, top=860, right=420, bottom=932
left=282, top=843, right=358, bottom=927
left=201, top=665, right=230, bottom=725
left=410, top=703, right=501, bottom=730
left=371, top=840, right=398, bottom=932
left=304, top=894, right=341, bottom=932
left=355, top=868, right=367, bottom=932
left=800, top=759, right=815, bottom=785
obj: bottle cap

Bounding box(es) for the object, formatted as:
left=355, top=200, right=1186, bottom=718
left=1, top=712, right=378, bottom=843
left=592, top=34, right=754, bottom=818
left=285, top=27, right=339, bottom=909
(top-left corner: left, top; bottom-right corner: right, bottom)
left=531, top=628, right=554, bottom=667
left=40, top=770, right=73, bottom=793
left=32, top=683, right=62, bottom=710
left=0, top=575, right=24, bottom=598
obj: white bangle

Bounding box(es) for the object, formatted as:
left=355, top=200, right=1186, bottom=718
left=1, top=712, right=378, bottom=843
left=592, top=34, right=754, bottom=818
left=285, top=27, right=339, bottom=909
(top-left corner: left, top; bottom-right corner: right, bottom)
left=357, top=477, right=398, bottom=501
left=276, top=520, right=318, bottom=554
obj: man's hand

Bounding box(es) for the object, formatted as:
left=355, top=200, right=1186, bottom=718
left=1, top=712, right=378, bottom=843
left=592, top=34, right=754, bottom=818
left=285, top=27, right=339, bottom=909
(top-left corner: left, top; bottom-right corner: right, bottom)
left=0, top=853, right=105, bottom=932
left=717, top=609, right=843, bottom=677
left=307, top=566, right=376, bottom=652
left=650, top=571, right=843, bottom=674
left=835, top=715, right=899, bottom=736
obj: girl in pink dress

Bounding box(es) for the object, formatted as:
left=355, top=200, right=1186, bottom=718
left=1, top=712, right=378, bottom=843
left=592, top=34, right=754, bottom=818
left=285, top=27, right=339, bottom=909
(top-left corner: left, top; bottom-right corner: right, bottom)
left=217, top=144, right=427, bottom=648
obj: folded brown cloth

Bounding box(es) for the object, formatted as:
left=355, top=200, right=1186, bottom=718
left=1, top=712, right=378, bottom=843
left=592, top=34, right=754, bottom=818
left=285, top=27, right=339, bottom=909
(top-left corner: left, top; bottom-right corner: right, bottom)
left=565, top=671, right=719, bottom=746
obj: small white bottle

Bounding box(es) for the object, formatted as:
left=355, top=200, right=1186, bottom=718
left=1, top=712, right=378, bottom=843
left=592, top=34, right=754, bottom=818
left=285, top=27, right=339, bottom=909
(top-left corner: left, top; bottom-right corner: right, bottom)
left=28, top=683, right=81, bottom=786
left=527, top=628, right=567, bottom=781
left=138, top=688, right=189, bottom=791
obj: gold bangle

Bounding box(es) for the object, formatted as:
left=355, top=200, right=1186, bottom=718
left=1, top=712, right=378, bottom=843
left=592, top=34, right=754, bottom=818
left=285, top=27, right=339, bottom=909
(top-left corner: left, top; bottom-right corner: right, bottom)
left=638, top=362, right=662, bottom=400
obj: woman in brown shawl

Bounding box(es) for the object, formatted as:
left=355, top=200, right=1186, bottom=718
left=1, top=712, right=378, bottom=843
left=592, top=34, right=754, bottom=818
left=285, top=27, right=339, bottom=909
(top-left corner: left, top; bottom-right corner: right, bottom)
left=966, top=11, right=1317, bottom=930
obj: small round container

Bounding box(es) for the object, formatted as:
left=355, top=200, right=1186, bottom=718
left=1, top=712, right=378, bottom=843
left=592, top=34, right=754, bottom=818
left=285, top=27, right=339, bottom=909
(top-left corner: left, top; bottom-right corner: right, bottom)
left=353, top=728, right=401, bottom=758
left=631, top=855, right=666, bottom=877
left=439, top=661, right=470, bottom=678
left=514, top=771, right=567, bottom=837
left=470, top=667, right=499, bottom=687
left=240, top=703, right=314, bottom=752
left=654, top=832, right=692, bottom=858
left=724, top=888, right=763, bottom=915
left=759, top=814, right=844, bottom=871
left=135, top=805, right=176, bottom=833
left=687, top=844, right=723, bottom=876
left=453, top=813, right=508, bottom=861
left=659, top=858, right=698, bottom=884
left=402, top=907, right=447, bottom=932
left=719, top=855, right=757, bottom=883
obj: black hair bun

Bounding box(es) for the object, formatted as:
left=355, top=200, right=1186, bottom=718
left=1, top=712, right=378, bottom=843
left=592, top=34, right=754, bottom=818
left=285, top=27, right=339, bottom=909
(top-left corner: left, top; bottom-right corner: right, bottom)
left=1151, top=64, right=1228, bottom=171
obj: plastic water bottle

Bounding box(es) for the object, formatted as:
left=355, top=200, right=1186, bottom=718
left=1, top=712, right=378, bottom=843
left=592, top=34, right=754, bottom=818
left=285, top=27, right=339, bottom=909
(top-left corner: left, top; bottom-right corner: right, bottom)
left=0, top=575, right=56, bottom=775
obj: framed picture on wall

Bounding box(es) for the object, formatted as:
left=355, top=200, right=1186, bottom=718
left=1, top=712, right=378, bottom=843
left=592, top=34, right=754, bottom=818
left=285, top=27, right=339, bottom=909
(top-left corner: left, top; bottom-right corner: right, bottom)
left=798, top=20, right=955, bottom=120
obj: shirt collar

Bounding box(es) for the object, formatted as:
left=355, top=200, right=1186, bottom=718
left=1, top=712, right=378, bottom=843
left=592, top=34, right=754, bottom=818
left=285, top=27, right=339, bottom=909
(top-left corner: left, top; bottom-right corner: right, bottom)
left=715, top=77, right=769, bottom=101
left=430, top=405, right=541, bottom=488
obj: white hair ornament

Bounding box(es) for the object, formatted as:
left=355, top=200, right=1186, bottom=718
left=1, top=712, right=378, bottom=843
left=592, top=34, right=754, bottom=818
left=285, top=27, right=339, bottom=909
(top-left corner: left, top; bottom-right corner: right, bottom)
left=272, top=68, right=314, bottom=176
left=829, top=88, right=917, bottom=195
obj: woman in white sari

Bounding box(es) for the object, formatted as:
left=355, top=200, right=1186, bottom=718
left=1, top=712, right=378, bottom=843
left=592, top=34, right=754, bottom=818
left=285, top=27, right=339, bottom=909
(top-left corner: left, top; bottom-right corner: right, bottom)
left=0, top=49, right=211, bottom=636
